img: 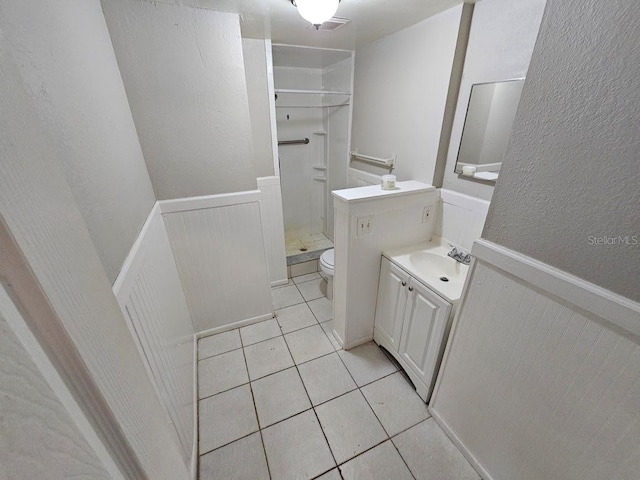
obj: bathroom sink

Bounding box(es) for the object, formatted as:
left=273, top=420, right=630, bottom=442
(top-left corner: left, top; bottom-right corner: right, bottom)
left=408, top=251, right=466, bottom=281
left=382, top=240, right=471, bottom=303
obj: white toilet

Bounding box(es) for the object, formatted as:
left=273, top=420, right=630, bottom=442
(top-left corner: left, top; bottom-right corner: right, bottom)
left=319, top=248, right=334, bottom=301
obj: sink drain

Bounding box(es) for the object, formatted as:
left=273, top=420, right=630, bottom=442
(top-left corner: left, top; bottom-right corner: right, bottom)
left=299, top=247, right=308, bottom=252
left=439, top=276, right=449, bottom=282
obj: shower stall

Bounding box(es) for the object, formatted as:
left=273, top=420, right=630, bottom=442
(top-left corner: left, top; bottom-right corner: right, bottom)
left=272, top=44, right=354, bottom=262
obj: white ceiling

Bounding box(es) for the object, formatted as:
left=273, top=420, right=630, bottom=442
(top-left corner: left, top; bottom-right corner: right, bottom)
left=177, top=0, right=463, bottom=50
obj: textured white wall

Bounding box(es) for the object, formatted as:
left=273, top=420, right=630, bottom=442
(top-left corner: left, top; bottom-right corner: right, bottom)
left=243, top=38, right=276, bottom=178
left=350, top=5, right=461, bottom=184
left=0, top=0, right=156, bottom=284
left=483, top=0, right=640, bottom=302
left=101, top=0, right=257, bottom=200
left=442, top=0, right=546, bottom=200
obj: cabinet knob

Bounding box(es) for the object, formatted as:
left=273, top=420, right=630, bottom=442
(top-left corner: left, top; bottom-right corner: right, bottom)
left=408, top=286, right=414, bottom=292
left=401, top=281, right=407, bottom=287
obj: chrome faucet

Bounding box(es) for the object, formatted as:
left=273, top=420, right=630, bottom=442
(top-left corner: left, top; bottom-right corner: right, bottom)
left=448, top=247, right=472, bottom=265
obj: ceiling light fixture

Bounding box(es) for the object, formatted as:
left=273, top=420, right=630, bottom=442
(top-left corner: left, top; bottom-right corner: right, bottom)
left=291, top=0, right=341, bottom=30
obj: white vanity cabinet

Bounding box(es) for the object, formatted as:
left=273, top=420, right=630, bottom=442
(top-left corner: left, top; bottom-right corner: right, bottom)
left=374, top=256, right=453, bottom=402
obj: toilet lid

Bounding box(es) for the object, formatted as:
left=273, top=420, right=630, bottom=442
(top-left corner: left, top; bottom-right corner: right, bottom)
left=320, top=249, right=334, bottom=268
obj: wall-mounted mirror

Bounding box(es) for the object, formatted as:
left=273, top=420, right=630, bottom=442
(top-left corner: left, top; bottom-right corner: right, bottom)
left=455, top=79, right=525, bottom=181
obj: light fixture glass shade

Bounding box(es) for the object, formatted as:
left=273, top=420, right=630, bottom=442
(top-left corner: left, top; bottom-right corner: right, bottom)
left=295, top=0, right=339, bottom=26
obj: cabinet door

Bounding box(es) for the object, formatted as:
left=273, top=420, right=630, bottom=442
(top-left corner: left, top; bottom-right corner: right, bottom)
left=374, top=257, right=410, bottom=351
left=398, top=278, right=452, bottom=400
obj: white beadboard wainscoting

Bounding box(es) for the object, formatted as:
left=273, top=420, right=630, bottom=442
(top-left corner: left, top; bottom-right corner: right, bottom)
left=430, top=239, right=640, bottom=480
left=112, top=203, right=196, bottom=472
left=160, top=191, right=273, bottom=334
left=435, top=189, right=490, bottom=252
left=257, top=176, right=288, bottom=286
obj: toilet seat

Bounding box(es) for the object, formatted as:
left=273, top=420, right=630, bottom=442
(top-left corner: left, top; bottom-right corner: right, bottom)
left=319, top=249, right=334, bottom=276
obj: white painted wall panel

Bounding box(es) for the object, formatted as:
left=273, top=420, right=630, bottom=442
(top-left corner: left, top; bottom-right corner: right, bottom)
left=348, top=168, right=381, bottom=188
left=162, top=195, right=273, bottom=333
left=351, top=5, right=461, bottom=184
left=431, top=245, right=640, bottom=480
left=113, top=205, right=195, bottom=466
left=101, top=0, right=257, bottom=200
left=257, top=177, right=288, bottom=286
left=1, top=0, right=156, bottom=284
left=243, top=38, right=276, bottom=178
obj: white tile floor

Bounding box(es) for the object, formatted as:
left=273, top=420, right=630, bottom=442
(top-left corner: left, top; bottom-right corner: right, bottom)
left=197, top=274, right=480, bottom=480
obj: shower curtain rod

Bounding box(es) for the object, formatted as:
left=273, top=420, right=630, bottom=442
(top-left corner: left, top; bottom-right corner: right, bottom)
left=275, top=103, right=350, bottom=108
left=278, top=138, right=310, bottom=146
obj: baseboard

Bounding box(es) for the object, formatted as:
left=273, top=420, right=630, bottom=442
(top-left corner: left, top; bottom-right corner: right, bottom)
left=195, top=313, right=274, bottom=340
left=270, top=279, right=289, bottom=287
left=331, top=328, right=345, bottom=349
left=429, top=408, right=493, bottom=480
left=342, top=334, right=373, bottom=350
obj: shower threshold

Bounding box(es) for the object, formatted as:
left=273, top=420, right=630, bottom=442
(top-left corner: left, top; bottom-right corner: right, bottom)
left=287, top=247, right=332, bottom=266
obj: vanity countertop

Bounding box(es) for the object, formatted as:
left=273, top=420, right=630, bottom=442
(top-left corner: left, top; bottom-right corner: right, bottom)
left=332, top=180, right=435, bottom=203
left=382, top=240, right=470, bottom=303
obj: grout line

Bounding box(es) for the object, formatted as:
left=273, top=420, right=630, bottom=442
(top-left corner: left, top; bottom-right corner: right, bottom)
left=197, top=380, right=251, bottom=403
left=242, top=333, right=282, bottom=348
left=273, top=298, right=307, bottom=310
left=309, top=385, right=360, bottom=409
left=357, top=380, right=418, bottom=480
left=279, top=320, right=321, bottom=336
left=258, top=403, right=315, bottom=431
left=291, top=273, right=322, bottom=284
left=389, top=417, right=431, bottom=441
left=279, top=306, right=341, bottom=474
left=239, top=328, right=273, bottom=480
left=197, top=344, right=244, bottom=362
left=198, top=429, right=260, bottom=458
left=335, top=437, right=388, bottom=468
